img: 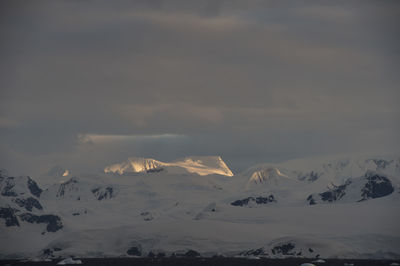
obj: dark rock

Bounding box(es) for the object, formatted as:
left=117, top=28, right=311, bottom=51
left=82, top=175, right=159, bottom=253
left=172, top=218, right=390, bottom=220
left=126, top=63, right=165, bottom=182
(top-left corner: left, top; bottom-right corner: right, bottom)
left=147, top=251, right=166, bottom=258
left=14, top=197, right=43, bottom=211
left=319, top=180, right=351, bottom=202
left=298, top=171, right=321, bottom=182
left=92, top=186, right=115, bottom=200
left=43, top=249, right=53, bottom=257
left=146, top=168, right=164, bottom=173
left=72, top=212, right=80, bottom=216
left=0, top=207, right=20, bottom=226
left=231, top=195, right=276, bottom=207
left=307, top=195, right=317, bottom=205
left=309, top=248, right=314, bottom=253
left=307, top=180, right=350, bottom=204
left=56, top=178, right=78, bottom=198
left=42, top=247, right=62, bottom=258
left=241, top=248, right=265, bottom=256
left=18, top=213, right=63, bottom=232
left=140, top=211, right=154, bottom=221
left=0, top=177, right=17, bottom=197
left=271, top=243, right=295, bottom=255
left=27, top=177, right=42, bottom=197
left=0, top=175, right=42, bottom=198
left=127, top=246, right=142, bottom=256
left=231, top=198, right=251, bottom=206
left=360, top=171, right=394, bottom=201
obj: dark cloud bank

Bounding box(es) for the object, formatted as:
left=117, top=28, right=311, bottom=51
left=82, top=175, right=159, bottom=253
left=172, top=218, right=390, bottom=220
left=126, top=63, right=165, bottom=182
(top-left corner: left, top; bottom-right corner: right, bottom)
left=1, top=0, right=399, bottom=175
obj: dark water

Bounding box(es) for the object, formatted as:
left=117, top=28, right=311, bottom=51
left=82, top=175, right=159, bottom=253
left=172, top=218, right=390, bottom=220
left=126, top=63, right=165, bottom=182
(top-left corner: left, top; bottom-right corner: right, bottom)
left=1, top=258, right=399, bottom=266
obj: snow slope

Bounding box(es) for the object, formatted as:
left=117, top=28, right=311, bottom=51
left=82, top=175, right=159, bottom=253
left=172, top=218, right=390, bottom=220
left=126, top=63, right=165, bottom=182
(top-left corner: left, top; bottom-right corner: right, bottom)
left=0, top=155, right=399, bottom=259
left=104, top=156, right=234, bottom=177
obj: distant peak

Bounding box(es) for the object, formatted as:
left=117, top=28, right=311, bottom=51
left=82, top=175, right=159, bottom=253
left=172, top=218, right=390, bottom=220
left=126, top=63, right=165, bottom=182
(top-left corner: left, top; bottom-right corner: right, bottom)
left=104, top=156, right=234, bottom=177
left=45, top=166, right=70, bottom=178
left=249, top=167, right=290, bottom=184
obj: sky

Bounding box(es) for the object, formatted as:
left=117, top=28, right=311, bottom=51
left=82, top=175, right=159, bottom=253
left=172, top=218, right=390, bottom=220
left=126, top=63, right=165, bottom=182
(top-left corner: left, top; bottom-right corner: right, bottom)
left=1, top=0, right=399, bottom=176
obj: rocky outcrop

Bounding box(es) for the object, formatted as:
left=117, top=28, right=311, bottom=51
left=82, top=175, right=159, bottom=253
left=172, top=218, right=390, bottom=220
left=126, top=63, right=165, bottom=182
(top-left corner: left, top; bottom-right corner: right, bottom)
left=19, top=213, right=63, bottom=232
left=0, top=207, right=20, bottom=226
left=231, top=195, right=276, bottom=207
left=91, top=186, right=116, bottom=200
left=360, top=171, right=394, bottom=201
left=13, top=197, right=43, bottom=211
left=127, top=246, right=142, bottom=256
left=27, top=177, right=43, bottom=197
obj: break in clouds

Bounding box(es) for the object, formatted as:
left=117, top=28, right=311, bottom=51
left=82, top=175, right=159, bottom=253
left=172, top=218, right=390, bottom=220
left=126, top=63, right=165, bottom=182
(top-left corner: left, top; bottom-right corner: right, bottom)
left=0, top=0, right=399, bottom=175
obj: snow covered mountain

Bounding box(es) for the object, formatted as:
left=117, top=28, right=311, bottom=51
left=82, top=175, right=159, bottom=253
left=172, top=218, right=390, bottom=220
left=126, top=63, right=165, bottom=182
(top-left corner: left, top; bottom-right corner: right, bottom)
left=0, top=155, right=399, bottom=260
left=0, top=169, right=63, bottom=234
left=104, top=156, right=234, bottom=177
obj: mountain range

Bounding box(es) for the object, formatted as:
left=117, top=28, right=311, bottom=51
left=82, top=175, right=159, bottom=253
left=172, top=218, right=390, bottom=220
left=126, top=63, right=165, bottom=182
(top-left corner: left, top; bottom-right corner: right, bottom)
left=1, top=155, right=399, bottom=260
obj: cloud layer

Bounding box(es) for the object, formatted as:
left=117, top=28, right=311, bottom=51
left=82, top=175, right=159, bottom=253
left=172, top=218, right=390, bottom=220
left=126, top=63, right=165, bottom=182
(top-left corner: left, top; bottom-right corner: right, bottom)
left=1, top=0, right=399, bottom=175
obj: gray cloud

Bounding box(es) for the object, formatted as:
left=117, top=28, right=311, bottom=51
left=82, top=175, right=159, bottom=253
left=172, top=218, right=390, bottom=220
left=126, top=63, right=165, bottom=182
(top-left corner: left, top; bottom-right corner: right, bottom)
left=1, top=0, right=399, bottom=176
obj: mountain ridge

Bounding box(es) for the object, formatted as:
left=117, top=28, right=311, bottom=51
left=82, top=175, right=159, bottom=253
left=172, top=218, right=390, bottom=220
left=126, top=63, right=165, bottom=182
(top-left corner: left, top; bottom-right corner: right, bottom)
left=104, top=156, right=234, bottom=177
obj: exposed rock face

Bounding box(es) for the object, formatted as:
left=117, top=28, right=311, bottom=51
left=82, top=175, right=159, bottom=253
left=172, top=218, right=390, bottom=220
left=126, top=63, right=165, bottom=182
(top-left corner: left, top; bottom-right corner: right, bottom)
left=0, top=172, right=64, bottom=233
left=171, top=250, right=201, bottom=258
left=231, top=195, right=276, bottom=207
left=91, top=186, right=115, bottom=200
left=56, top=178, right=79, bottom=198
left=0, top=207, right=20, bottom=226
left=127, top=246, right=142, bottom=256
left=240, top=248, right=267, bottom=256
left=320, top=181, right=350, bottom=202
left=307, top=171, right=395, bottom=205
left=18, top=213, right=63, bottom=232
left=306, top=180, right=351, bottom=205
left=146, top=168, right=164, bottom=173
left=298, top=171, right=321, bottom=182
left=360, top=171, right=394, bottom=201
left=307, top=195, right=317, bottom=205
left=271, top=243, right=296, bottom=256
left=0, top=174, right=43, bottom=198
left=13, top=197, right=43, bottom=211
left=0, top=176, right=17, bottom=197
left=149, top=252, right=166, bottom=258
left=27, top=177, right=43, bottom=197
left=140, top=211, right=156, bottom=221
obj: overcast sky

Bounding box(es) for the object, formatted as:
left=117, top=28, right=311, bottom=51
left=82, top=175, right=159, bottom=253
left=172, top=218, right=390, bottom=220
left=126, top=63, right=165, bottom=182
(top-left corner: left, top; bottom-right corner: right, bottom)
left=1, top=0, right=399, bottom=175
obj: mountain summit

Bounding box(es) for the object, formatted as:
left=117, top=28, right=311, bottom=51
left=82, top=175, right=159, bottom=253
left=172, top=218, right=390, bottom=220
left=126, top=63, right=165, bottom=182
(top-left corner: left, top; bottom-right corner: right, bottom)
left=104, top=156, right=234, bottom=177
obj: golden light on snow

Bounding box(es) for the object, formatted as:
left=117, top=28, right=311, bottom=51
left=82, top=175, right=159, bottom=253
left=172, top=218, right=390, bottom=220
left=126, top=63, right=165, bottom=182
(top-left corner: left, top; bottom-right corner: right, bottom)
left=104, top=156, right=234, bottom=177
